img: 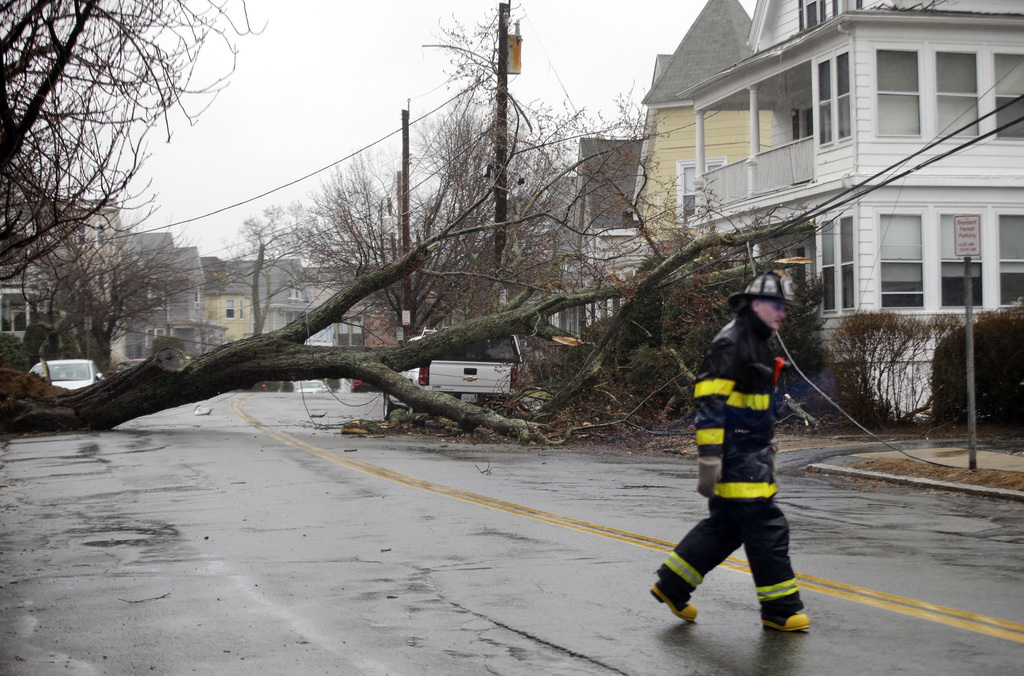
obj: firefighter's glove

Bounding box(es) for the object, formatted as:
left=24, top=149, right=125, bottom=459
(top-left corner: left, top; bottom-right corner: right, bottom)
left=696, top=456, right=722, bottom=498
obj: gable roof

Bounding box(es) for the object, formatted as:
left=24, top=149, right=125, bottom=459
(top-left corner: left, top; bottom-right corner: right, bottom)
left=577, top=138, right=643, bottom=233
left=642, top=0, right=752, bottom=106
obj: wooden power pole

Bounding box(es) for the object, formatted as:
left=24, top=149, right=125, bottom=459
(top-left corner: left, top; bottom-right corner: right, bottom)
left=493, top=2, right=509, bottom=265
left=401, top=108, right=412, bottom=339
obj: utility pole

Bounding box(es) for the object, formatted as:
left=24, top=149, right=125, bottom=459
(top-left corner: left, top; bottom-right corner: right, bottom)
left=493, top=2, right=509, bottom=265
left=401, top=108, right=412, bottom=340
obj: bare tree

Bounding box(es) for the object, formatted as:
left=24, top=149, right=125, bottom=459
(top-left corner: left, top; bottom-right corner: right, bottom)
left=0, top=5, right=816, bottom=440
left=231, top=205, right=306, bottom=336
left=0, top=0, right=245, bottom=280
left=21, top=222, right=201, bottom=367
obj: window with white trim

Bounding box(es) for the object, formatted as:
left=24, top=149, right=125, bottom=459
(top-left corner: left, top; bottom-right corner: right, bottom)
left=999, top=215, right=1024, bottom=305
left=995, top=54, right=1024, bottom=138
left=880, top=214, right=923, bottom=308
left=821, top=217, right=855, bottom=311
left=798, top=0, right=826, bottom=30
left=818, top=54, right=851, bottom=145
left=337, top=316, right=365, bottom=347
left=877, top=50, right=920, bottom=136
left=676, top=159, right=723, bottom=222
left=837, top=53, right=851, bottom=139
left=937, top=52, right=978, bottom=136
left=818, top=60, right=833, bottom=145
left=940, top=215, right=982, bottom=307
left=225, top=299, right=235, bottom=319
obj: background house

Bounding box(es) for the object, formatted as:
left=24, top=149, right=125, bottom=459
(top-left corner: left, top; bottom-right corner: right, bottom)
left=556, top=138, right=645, bottom=333
left=118, top=234, right=226, bottom=360
left=638, top=0, right=767, bottom=231
left=202, top=256, right=253, bottom=342
left=680, top=0, right=1024, bottom=321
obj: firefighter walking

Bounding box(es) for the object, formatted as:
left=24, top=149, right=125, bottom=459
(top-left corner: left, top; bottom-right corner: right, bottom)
left=651, top=271, right=809, bottom=632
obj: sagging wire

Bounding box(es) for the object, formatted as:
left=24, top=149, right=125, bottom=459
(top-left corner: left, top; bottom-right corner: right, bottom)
left=774, top=331, right=955, bottom=468
left=297, top=382, right=388, bottom=430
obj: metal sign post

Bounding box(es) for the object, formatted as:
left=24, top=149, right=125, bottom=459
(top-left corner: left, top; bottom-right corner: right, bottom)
left=954, top=215, right=980, bottom=470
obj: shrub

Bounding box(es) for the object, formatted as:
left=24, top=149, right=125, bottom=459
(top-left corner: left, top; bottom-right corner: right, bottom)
left=825, top=312, right=959, bottom=425
left=0, top=333, right=30, bottom=371
left=932, top=307, right=1024, bottom=423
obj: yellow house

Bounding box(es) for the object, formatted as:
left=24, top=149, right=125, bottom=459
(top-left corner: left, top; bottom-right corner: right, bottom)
left=201, top=257, right=251, bottom=342
left=639, top=0, right=769, bottom=233
left=204, top=293, right=250, bottom=342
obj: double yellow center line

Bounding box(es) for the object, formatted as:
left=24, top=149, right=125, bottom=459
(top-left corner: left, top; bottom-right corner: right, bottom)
left=231, top=395, right=1024, bottom=644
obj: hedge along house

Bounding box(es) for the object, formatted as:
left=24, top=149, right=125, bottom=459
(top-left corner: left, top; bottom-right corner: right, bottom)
left=680, top=0, right=1024, bottom=322
left=637, top=0, right=769, bottom=232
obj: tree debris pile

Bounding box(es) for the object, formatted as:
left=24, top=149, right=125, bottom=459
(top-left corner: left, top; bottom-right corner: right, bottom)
left=0, top=368, right=64, bottom=402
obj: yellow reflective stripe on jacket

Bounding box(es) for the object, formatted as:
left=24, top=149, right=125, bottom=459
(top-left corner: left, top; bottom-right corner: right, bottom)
left=664, top=552, right=703, bottom=588
left=715, top=482, right=777, bottom=499
left=694, top=378, right=735, bottom=398
left=696, top=428, right=724, bottom=446
left=757, top=578, right=800, bottom=602
left=725, top=392, right=771, bottom=410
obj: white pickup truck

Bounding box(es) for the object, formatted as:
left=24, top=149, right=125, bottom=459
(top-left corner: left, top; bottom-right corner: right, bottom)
left=387, top=334, right=524, bottom=413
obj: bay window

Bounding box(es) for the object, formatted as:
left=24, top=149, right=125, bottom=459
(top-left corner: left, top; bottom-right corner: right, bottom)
left=819, top=54, right=851, bottom=144
left=880, top=214, right=923, bottom=308
left=995, top=54, right=1024, bottom=138
left=937, top=52, right=978, bottom=136
left=877, top=50, right=920, bottom=135
left=821, top=217, right=855, bottom=311
left=1000, top=215, right=1024, bottom=305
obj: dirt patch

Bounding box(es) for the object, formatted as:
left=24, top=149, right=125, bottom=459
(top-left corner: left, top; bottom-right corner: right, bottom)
left=0, top=368, right=64, bottom=400
left=843, top=458, right=1024, bottom=492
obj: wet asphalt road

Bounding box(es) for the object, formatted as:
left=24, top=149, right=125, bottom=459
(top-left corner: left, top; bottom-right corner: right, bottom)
left=1, top=390, right=1022, bottom=675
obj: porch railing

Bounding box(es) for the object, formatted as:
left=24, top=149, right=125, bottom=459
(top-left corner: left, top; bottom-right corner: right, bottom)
left=703, top=138, right=814, bottom=203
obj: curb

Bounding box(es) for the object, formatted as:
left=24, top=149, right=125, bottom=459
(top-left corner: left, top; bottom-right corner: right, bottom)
left=805, top=464, right=1024, bottom=503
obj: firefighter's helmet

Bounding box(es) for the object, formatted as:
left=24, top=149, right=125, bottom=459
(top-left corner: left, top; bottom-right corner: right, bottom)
left=728, top=271, right=795, bottom=309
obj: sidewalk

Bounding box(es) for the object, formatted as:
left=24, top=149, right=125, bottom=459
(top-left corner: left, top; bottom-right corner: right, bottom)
left=806, top=445, right=1024, bottom=502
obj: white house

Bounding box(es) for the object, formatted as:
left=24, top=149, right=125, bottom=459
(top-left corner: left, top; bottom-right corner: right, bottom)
left=679, top=0, right=1024, bottom=319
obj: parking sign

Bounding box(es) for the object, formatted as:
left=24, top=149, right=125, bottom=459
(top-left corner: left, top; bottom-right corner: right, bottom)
left=954, top=215, right=981, bottom=257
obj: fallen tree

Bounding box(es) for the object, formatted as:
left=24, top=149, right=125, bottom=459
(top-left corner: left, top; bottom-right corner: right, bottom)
left=0, top=215, right=806, bottom=440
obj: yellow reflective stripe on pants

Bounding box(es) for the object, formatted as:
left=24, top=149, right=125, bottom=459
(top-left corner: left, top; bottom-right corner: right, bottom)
left=715, top=482, right=777, bottom=499
left=696, top=428, right=724, bottom=446
left=725, top=392, right=770, bottom=410
left=757, top=578, right=800, bottom=602
left=664, top=552, right=703, bottom=588
left=694, top=378, right=735, bottom=397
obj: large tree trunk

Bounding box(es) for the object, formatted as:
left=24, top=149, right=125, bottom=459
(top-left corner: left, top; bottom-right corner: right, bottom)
left=0, top=220, right=791, bottom=441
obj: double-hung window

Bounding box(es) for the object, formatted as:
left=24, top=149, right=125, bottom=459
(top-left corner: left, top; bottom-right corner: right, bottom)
left=818, top=54, right=851, bottom=145
left=877, top=50, right=920, bottom=135
left=836, top=53, right=851, bottom=139
left=225, top=299, right=235, bottom=319
left=880, top=214, right=923, bottom=308
left=940, top=215, right=982, bottom=307
left=818, top=61, right=833, bottom=144
left=799, top=0, right=826, bottom=30
left=338, top=316, right=365, bottom=347
left=995, top=54, right=1024, bottom=138
left=677, top=160, right=722, bottom=222
left=821, top=216, right=856, bottom=311
left=1000, top=215, right=1024, bottom=305
left=937, top=52, right=978, bottom=136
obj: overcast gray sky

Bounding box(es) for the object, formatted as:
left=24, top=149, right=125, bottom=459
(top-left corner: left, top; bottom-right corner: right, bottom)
left=134, top=0, right=759, bottom=257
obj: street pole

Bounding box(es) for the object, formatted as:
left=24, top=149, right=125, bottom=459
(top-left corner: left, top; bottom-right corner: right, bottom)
left=964, top=256, right=977, bottom=469
left=493, top=2, right=509, bottom=265
left=401, top=108, right=412, bottom=340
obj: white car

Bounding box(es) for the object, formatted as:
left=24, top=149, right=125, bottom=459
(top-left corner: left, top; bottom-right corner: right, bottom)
left=294, top=380, right=329, bottom=394
left=30, top=359, right=103, bottom=390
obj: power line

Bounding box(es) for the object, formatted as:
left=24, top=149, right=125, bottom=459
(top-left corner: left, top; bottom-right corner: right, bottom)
left=132, top=88, right=474, bottom=238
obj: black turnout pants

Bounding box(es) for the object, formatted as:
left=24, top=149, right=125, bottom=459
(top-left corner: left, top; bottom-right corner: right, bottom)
left=656, top=497, right=803, bottom=617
